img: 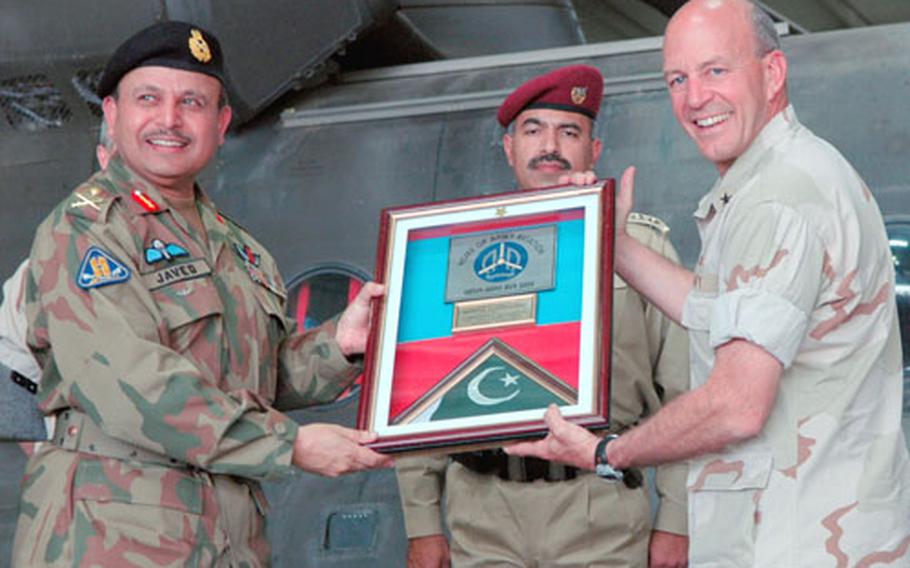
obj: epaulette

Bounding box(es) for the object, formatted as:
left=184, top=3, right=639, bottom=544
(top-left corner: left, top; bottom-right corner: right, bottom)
left=627, top=212, right=669, bottom=235
left=65, top=182, right=117, bottom=223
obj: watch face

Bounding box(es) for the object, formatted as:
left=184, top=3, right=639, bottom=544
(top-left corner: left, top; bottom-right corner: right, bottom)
left=595, top=462, right=623, bottom=482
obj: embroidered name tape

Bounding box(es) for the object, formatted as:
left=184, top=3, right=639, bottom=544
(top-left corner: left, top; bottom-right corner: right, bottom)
left=143, top=259, right=211, bottom=291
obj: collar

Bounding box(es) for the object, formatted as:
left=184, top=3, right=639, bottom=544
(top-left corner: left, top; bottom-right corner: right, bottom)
left=693, top=105, right=801, bottom=220
left=103, top=155, right=173, bottom=216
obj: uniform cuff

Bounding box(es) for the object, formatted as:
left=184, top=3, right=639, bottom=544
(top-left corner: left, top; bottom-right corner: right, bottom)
left=709, top=288, right=808, bottom=368
left=401, top=504, right=445, bottom=539
left=653, top=498, right=688, bottom=536
left=260, top=412, right=299, bottom=481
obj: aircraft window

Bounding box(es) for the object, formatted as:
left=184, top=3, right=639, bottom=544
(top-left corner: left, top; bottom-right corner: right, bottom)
left=0, top=74, right=71, bottom=131
left=72, top=68, right=104, bottom=117
left=885, top=219, right=910, bottom=417
left=286, top=263, right=371, bottom=402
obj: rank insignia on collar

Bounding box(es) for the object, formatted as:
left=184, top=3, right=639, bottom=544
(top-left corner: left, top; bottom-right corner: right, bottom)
left=70, top=187, right=105, bottom=211
left=131, top=189, right=161, bottom=213
left=145, top=238, right=190, bottom=264
left=234, top=243, right=261, bottom=267
left=77, top=246, right=131, bottom=289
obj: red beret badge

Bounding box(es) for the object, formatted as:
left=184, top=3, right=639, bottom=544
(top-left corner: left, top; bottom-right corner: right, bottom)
left=571, top=86, right=588, bottom=105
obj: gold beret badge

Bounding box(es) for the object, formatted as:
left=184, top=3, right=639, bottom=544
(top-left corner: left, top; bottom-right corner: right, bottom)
left=188, top=29, right=212, bottom=63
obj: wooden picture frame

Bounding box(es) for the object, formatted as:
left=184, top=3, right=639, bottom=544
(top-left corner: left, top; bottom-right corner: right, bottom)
left=358, top=180, right=615, bottom=453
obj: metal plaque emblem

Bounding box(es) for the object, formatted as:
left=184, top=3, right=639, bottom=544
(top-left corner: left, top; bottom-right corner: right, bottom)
left=445, top=225, right=557, bottom=303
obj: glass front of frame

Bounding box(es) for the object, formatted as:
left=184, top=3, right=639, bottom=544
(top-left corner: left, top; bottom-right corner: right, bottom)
left=359, top=181, right=615, bottom=453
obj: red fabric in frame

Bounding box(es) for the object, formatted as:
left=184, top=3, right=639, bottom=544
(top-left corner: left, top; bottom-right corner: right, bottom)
left=388, top=322, right=580, bottom=420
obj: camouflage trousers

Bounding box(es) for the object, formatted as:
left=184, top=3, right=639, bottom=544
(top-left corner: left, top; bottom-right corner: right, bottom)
left=12, top=444, right=271, bottom=567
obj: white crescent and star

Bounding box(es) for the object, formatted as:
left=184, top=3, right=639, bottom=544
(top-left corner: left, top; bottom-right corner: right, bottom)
left=467, top=366, right=521, bottom=406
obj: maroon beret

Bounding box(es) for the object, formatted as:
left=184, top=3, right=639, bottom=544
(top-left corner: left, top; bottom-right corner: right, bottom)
left=497, top=65, right=604, bottom=128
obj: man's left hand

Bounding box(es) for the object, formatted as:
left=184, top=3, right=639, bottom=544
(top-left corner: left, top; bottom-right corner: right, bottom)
left=649, top=530, right=688, bottom=568
left=504, top=404, right=599, bottom=470
left=335, top=282, right=384, bottom=356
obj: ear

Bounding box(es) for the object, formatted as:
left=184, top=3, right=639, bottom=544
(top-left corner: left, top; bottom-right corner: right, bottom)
left=217, top=105, right=233, bottom=144
left=102, top=95, right=118, bottom=136
left=591, top=137, right=603, bottom=166
left=764, top=50, right=787, bottom=102
left=502, top=133, right=515, bottom=167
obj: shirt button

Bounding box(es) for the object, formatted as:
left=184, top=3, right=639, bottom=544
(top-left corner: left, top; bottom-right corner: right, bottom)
left=274, top=422, right=287, bottom=436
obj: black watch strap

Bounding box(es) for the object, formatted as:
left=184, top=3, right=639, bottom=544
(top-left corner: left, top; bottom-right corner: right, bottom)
left=594, top=434, right=624, bottom=482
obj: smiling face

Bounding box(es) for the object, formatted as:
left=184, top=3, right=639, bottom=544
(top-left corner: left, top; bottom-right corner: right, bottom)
left=503, top=108, right=602, bottom=190
left=103, top=65, right=231, bottom=193
left=662, top=0, right=787, bottom=174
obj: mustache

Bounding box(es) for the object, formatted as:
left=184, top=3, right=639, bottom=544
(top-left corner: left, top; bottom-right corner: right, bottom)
left=143, top=129, right=192, bottom=143
left=528, top=152, right=571, bottom=170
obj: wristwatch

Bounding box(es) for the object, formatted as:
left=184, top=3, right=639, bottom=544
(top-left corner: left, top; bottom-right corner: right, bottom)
left=594, top=434, right=624, bottom=482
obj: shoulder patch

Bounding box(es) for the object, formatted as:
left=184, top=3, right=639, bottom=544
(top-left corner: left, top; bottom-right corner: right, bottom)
left=67, top=185, right=116, bottom=222
left=628, top=212, right=669, bottom=235
left=77, top=247, right=131, bottom=289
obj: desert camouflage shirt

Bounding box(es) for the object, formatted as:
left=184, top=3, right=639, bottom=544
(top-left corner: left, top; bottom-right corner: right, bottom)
left=682, top=106, right=910, bottom=567
left=25, top=155, right=360, bottom=480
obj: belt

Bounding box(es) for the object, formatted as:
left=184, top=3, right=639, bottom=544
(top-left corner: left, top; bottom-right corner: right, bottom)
left=452, top=450, right=578, bottom=483
left=453, top=449, right=643, bottom=489
left=52, top=409, right=189, bottom=468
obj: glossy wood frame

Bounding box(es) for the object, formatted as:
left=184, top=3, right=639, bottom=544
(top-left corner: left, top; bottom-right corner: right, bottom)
left=358, top=180, right=615, bottom=453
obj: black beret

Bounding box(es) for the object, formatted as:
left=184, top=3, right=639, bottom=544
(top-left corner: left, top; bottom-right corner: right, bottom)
left=97, top=21, right=226, bottom=98
left=497, top=65, right=604, bottom=128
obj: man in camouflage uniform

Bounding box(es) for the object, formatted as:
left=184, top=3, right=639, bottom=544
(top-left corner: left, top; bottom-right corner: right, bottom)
left=396, top=65, right=690, bottom=568
left=12, top=21, right=389, bottom=567
left=510, top=1, right=910, bottom=566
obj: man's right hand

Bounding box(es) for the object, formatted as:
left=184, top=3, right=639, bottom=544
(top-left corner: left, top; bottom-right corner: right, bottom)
left=292, top=423, right=392, bottom=476
left=407, top=534, right=450, bottom=568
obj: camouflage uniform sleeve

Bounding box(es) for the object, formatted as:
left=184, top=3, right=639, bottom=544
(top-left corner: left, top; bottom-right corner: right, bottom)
left=394, top=454, right=450, bottom=538
left=272, top=315, right=362, bottom=411
left=27, top=199, right=299, bottom=481
left=628, top=214, right=690, bottom=535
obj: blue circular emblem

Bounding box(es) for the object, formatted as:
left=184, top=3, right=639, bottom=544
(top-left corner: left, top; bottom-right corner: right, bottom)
left=474, top=241, right=528, bottom=282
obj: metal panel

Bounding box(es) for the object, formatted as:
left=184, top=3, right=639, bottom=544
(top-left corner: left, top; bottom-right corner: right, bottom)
left=166, top=0, right=386, bottom=121
left=398, top=0, right=585, bottom=58
left=0, top=0, right=161, bottom=63
left=249, top=22, right=910, bottom=271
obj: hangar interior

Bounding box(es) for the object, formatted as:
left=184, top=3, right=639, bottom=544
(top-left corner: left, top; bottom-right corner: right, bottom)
left=1, top=1, right=909, bottom=566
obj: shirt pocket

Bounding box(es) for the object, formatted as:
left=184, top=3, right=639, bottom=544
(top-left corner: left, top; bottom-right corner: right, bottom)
left=152, top=275, right=224, bottom=353
left=688, top=453, right=773, bottom=567
left=251, top=278, right=290, bottom=341
left=249, top=280, right=290, bottom=397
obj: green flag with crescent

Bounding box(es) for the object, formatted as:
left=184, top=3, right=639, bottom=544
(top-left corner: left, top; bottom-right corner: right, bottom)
left=430, top=354, right=568, bottom=421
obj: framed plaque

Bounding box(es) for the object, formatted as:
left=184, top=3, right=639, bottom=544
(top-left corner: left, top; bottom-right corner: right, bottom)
left=358, top=180, right=615, bottom=453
